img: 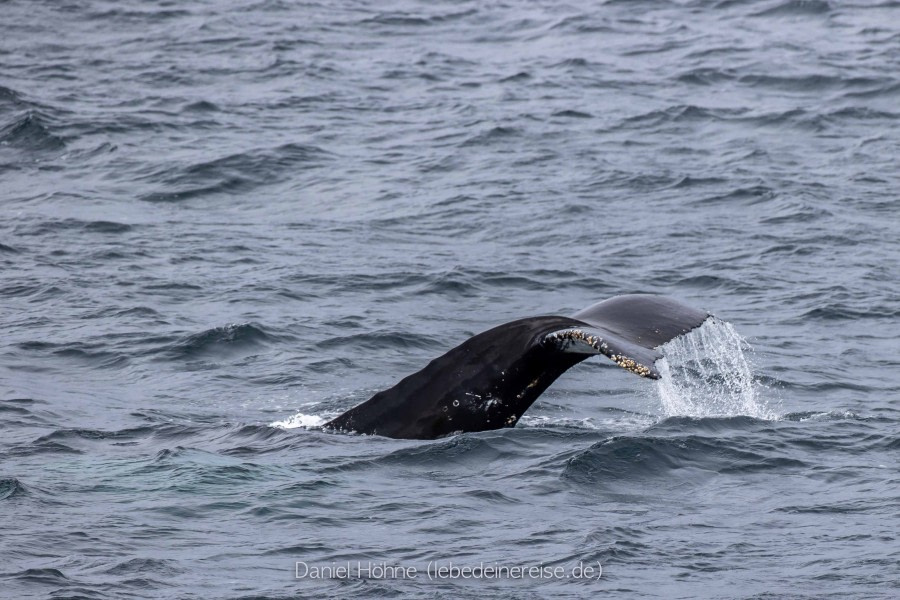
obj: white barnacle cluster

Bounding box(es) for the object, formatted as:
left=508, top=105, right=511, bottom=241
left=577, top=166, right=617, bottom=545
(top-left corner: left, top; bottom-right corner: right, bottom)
left=610, top=354, right=652, bottom=378
left=547, top=328, right=604, bottom=351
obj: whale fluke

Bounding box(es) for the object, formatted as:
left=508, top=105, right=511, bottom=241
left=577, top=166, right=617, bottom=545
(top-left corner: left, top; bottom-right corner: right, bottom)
left=325, top=294, right=710, bottom=439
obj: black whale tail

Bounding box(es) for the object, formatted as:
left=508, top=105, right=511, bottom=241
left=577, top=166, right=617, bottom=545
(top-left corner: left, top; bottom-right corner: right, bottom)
left=324, top=294, right=711, bottom=440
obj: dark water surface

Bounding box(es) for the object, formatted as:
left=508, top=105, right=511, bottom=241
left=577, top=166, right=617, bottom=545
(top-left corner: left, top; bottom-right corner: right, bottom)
left=2, top=0, right=898, bottom=598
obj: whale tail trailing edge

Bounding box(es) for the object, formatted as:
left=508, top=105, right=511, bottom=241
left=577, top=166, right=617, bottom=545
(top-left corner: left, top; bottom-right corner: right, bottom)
left=325, top=294, right=711, bottom=439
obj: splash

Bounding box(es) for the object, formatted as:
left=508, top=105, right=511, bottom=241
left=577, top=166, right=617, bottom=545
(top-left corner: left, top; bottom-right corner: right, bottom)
left=655, top=318, right=777, bottom=420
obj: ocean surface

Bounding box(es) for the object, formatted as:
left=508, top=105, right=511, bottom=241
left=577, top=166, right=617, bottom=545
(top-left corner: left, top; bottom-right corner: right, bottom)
left=2, top=0, right=898, bottom=598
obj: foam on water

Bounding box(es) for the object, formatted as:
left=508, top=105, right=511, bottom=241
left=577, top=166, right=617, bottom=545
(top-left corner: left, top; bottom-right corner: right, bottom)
left=655, top=318, right=777, bottom=420
left=269, top=412, right=326, bottom=430
left=519, top=413, right=655, bottom=432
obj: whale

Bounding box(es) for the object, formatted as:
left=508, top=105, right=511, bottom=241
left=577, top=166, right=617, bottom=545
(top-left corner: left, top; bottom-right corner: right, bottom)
left=324, top=294, right=710, bottom=439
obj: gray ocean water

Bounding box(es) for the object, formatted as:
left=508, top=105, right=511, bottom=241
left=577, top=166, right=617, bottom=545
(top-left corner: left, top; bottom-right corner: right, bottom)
left=2, top=1, right=899, bottom=598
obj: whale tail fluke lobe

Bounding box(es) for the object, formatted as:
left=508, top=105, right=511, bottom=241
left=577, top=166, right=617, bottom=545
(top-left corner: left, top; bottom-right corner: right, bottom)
left=325, top=294, right=711, bottom=439
left=547, top=294, right=712, bottom=380
left=573, top=294, right=711, bottom=348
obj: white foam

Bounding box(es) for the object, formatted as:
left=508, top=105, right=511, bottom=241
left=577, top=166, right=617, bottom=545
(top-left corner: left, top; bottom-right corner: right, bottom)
left=520, top=413, right=655, bottom=432
left=269, top=412, right=326, bottom=429
left=519, top=415, right=602, bottom=429
left=655, top=317, right=777, bottom=420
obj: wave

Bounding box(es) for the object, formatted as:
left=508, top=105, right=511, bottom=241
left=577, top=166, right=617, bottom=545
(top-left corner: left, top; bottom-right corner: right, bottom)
left=692, top=184, right=776, bottom=205
left=316, top=331, right=441, bottom=352
left=140, top=143, right=332, bottom=202
left=362, top=9, right=477, bottom=27
left=0, top=477, right=30, bottom=500
left=162, top=323, right=276, bottom=360
left=15, top=217, right=134, bottom=236
left=620, top=104, right=737, bottom=128
left=562, top=433, right=808, bottom=488
left=0, top=85, right=27, bottom=108
left=737, top=73, right=887, bottom=93
left=551, top=109, right=593, bottom=119
left=0, top=111, right=66, bottom=163
left=800, top=304, right=900, bottom=321
left=752, top=0, right=832, bottom=17
left=759, top=204, right=833, bottom=225
left=461, top=125, right=523, bottom=147
left=4, top=421, right=307, bottom=463
left=677, top=67, right=737, bottom=85
left=5, top=568, right=71, bottom=586
left=15, top=339, right=127, bottom=368
left=102, top=557, right=184, bottom=577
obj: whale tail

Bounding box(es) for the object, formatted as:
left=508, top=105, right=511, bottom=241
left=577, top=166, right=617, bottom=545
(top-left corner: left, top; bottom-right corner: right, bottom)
left=549, top=293, right=713, bottom=379
left=325, top=294, right=711, bottom=439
